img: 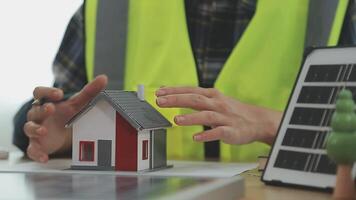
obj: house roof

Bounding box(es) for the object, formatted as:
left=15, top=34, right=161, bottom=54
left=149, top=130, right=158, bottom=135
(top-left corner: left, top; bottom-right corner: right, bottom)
left=66, top=90, right=172, bottom=130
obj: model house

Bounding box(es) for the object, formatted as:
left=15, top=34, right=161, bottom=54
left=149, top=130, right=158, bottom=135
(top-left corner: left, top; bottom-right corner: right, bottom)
left=65, top=88, right=172, bottom=171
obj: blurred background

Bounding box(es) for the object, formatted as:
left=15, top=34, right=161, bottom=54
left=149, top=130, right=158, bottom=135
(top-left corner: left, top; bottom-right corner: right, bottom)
left=0, top=0, right=82, bottom=148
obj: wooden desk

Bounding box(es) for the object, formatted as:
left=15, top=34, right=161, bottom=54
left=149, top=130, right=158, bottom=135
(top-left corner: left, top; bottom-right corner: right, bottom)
left=242, top=170, right=332, bottom=200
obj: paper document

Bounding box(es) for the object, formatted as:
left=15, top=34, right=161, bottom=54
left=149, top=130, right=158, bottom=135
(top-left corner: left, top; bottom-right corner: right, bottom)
left=0, top=159, right=256, bottom=178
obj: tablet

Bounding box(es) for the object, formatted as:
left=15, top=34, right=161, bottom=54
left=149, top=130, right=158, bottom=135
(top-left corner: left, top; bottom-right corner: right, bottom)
left=262, top=46, right=356, bottom=190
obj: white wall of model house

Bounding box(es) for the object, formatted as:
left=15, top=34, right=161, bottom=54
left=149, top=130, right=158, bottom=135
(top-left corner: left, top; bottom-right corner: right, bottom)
left=72, top=99, right=116, bottom=167
left=137, top=130, right=151, bottom=171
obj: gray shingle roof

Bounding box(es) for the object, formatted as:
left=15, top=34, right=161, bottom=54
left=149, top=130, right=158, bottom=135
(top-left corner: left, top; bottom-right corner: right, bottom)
left=66, top=90, right=172, bottom=130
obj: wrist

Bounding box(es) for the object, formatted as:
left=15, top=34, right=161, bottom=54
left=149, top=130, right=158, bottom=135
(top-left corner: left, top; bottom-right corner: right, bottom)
left=257, top=107, right=282, bottom=145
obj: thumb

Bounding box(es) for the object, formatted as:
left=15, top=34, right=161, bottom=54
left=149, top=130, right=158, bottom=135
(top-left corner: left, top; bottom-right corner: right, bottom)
left=69, top=75, right=108, bottom=108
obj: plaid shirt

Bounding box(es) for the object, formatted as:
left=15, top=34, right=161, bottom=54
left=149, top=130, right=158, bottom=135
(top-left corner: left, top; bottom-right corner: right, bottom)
left=52, top=6, right=87, bottom=94
left=53, top=0, right=257, bottom=93
left=13, top=0, right=356, bottom=154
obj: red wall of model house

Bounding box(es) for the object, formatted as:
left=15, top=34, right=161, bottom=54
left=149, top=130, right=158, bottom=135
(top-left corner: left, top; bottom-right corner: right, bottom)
left=115, top=112, right=137, bottom=171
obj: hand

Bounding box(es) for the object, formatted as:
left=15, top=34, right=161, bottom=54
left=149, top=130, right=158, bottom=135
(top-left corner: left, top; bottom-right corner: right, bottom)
left=24, top=75, right=108, bottom=163
left=156, top=87, right=282, bottom=145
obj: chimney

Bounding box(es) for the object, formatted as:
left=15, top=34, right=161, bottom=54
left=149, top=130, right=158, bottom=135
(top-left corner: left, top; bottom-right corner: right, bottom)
left=137, top=84, right=145, bottom=101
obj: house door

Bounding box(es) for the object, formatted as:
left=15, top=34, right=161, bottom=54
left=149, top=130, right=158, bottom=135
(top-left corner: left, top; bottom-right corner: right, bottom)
left=98, top=140, right=112, bottom=169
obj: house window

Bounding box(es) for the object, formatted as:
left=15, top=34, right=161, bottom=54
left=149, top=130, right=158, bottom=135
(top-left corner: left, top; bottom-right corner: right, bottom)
left=142, top=140, right=148, bottom=160
left=79, top=141, right=95, bottom=161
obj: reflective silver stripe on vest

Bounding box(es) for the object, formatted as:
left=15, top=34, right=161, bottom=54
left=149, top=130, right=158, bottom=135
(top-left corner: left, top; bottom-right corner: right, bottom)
left=94, top=0, right=128, bottom=90
left=305, top=0, right=340, bottom=47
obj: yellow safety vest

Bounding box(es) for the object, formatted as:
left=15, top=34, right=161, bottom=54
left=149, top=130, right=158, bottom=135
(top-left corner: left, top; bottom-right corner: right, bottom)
left=84, top=0, right=347, bottom=162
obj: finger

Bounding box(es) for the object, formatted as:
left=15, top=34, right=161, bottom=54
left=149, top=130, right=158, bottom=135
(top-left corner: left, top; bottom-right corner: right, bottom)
left=27, top=140, right=49, bottom=163
left=27, top=103, right=55, bottom=122
left=24, top=122, right=47, bottom=138
left=193, top=126, right=233, bottom=143
left=156, top=94, right=216, bottom=111
left=174, top=111, right=230, bottom=127
left=69, top=75, right=108, bottom=107
left=156, top=87, right=220, bottom=98
left=33, top=87, right=63, bottom=102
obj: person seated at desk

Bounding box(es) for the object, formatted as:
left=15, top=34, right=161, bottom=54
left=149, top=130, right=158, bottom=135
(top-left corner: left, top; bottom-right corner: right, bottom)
left=12, top=0, right=356, bottom=163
